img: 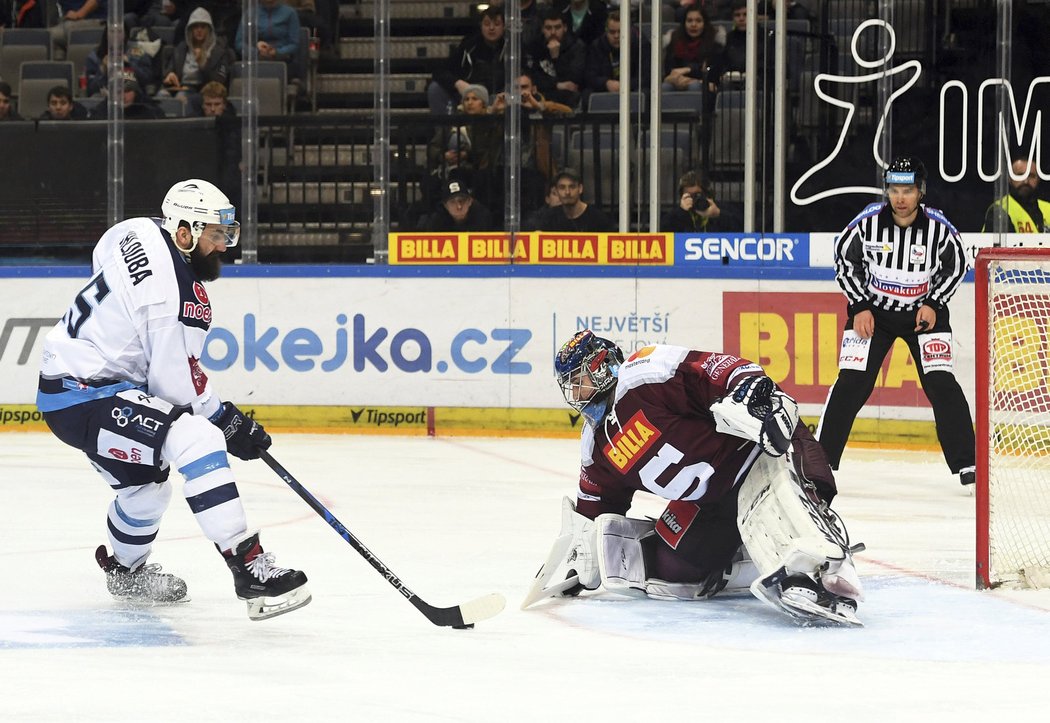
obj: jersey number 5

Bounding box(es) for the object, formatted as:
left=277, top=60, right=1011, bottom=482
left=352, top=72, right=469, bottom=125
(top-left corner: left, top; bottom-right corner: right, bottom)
left=64, top=272, right=111, bottom=339
left=638, top=443, right=714, bottom=501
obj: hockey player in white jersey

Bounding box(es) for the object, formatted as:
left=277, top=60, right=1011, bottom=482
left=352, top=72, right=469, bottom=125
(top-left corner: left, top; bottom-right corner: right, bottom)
left=36, top=179, right=310, bottom=621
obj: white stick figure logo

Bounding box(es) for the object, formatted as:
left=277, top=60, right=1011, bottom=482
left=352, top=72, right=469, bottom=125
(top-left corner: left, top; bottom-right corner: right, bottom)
left=790, top=20, right=922, bottom=205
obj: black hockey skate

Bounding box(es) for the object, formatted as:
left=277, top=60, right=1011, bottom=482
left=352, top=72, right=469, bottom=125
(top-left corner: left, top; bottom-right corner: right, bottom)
left=220, top=533, right=311, bottom=621
left=95, top=546, right=189, bottom=604
left=751, top=570, right=862, bottom=627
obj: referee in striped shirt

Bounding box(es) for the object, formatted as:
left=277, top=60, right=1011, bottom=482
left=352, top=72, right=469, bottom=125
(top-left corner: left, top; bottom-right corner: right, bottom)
left=816, top=156, right=976, bottom=488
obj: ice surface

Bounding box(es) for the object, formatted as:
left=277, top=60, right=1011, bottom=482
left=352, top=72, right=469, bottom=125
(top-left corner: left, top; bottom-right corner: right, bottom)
left=1, top=434, right=1048, bottom=721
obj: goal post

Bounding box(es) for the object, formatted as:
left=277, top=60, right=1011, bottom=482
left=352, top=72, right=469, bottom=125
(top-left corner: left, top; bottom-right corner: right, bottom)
left=975, top=247, right=1050, bottom=589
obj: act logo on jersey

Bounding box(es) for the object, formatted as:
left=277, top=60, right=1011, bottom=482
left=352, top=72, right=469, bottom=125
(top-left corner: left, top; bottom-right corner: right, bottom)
left=603, top=409, right=661, bottom=472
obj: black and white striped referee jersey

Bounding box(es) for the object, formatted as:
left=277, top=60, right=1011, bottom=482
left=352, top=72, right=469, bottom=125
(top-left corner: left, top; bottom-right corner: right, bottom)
left=833, top=201, right=968, bottom=315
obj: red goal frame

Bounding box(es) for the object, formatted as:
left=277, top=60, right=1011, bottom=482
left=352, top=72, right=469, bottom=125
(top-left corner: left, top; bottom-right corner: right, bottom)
left=974, top=246, right=1050, bottom=588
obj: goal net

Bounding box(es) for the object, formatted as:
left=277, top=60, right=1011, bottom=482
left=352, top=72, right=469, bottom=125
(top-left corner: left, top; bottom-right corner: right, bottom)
left=976, top=247, right=1050, bottom=589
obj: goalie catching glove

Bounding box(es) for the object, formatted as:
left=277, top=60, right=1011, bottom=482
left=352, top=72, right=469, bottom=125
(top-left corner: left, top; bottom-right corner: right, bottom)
left=212, top=402, right=271, bottom=460
left=710, top=376, right=799, bottom=456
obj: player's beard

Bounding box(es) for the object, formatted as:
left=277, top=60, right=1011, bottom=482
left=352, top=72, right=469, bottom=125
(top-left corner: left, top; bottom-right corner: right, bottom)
left=1013, top=183, right=1035, bottom=202
left=190, top=245, right=223, bottom=282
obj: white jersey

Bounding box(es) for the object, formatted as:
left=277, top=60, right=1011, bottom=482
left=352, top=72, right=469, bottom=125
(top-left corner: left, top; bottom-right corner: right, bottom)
left=37, top=218, right=220, bottom=418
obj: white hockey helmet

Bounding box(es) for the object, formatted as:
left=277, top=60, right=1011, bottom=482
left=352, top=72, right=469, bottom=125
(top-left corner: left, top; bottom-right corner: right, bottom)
left=160, top=179, right=240, bottom=252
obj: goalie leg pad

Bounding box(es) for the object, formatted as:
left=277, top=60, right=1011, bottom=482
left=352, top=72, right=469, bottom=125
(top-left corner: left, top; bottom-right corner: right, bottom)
left=521, top=497, right=598, bottom=610
left=737, top=454, right=864, bottom=624
left=596, top=514, right=654, bottom=597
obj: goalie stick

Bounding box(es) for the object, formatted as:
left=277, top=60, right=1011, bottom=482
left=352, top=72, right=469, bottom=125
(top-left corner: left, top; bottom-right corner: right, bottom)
left=260, top=450, right=506, bottom=628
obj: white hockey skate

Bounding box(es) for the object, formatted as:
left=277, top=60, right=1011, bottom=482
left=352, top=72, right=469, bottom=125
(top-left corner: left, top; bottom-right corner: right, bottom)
left=95, top=546, right=190, bottom=604
left=751, top=567, right=861, bottom=627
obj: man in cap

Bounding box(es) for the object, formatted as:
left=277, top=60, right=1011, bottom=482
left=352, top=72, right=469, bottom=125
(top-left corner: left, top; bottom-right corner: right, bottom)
left=421, top=178, right=495, bottom=231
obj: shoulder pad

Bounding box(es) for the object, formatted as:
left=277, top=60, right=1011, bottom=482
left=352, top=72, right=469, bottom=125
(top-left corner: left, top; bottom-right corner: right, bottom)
left=922, top=205, right=961, bottom=237
left=845, top=202, right=885, bottom=230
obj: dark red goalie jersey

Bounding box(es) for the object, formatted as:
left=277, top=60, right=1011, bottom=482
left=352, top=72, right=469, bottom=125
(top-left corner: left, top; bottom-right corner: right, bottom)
left=574, top=344, right=767, bottom=520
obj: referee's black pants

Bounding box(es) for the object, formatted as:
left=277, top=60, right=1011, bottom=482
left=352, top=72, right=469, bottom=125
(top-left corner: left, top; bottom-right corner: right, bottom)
left=818, top=306, right=976, bottom=474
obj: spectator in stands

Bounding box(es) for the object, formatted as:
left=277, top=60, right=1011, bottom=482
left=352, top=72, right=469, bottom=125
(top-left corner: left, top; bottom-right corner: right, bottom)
left=0, top=81, right=23, bottom=121
left=771, top=1, right=815, bottom=24
left=425, top=125, right=474, bottom=210
left=982, top=155, right=1050, bottom=233
left=554, top=0, right=608, bottom=47
left=527, top=167, right=614, bottom=231
left=421, top=178, right=495, bottom=232
left=525, top=177, right=564, bottom=229
left=427, top=125, right=473, bottom=182
left=160, top=7, right=235, bottom=115
left=492, top=73, right=573, bottom=207
left=234, top=0, right=301, bottom=66
left=584, top=10, right=651, bottom=102
left=428, top=6, right=507, bottom=116
left=125, top=0, right=177, bottom=29
left=662, top=6, right=721, bottom=93
left=85, top=29, right=158, bottom=98
left=708, top=0, right=749, bottom=91
left=661, top=170, right=721, bottom=232
left=89, top=70, right=165, bottom=119
left=201, top=80, right=242, bottom=205
left=424, top=85, right=502, bottom=209
left=458, top=84, right=502, bottom=171
left=48, top=0, right=106, bottom=60
left=285, top=0, right=335, bottom=56
left=526, top=8, right=586, bottom=110
left=39, top=85, right=88, bottom=120
left=3, top=0, right=45, bottom=27
left=520, top=0, right=548, bottom=49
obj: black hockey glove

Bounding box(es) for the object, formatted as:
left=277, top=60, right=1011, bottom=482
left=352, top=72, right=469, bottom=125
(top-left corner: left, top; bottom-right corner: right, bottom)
left=214, top=402, right=271, bottom=460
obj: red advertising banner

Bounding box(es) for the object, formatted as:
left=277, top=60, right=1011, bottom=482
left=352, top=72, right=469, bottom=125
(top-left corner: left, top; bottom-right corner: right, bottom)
left=722, top=291, right=933, bottom=407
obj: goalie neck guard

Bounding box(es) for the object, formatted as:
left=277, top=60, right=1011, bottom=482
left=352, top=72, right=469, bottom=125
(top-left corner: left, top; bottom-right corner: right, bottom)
left=555, top=330, right=624, bottom=425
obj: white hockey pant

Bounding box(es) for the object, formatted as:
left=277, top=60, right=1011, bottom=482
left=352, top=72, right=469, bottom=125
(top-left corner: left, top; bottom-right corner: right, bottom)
left=102, top=414, right=249, bottom=568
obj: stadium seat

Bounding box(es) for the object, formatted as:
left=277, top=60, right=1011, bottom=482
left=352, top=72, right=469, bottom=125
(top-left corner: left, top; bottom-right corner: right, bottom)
left=156, top=96, right=186, bottom=118
left=710, top=90, right=746, bottom=169
left=587, top=91, right=645, bottom=115
left=18, top=60, right=75, bottom=118
left=660, top=90, right=704, bottom=115
left=230, top=61, right=287, bottom=115
left=150, top=25, right=177, bottom=47
left=66, top=27, right=104, bottom=96
left=0, top=28, right=51, bottom=97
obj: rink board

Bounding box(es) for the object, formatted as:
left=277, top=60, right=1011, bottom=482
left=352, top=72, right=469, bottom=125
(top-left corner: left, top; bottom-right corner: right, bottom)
left=0, top=262, right=978, bottom=441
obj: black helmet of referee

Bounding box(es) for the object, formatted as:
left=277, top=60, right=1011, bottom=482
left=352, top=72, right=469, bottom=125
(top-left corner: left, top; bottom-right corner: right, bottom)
left=884, top=156, right=927, bottom=197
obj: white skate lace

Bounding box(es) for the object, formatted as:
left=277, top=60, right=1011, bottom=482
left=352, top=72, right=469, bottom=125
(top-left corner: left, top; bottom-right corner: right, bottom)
left=246, top=552, right=291, bottom=582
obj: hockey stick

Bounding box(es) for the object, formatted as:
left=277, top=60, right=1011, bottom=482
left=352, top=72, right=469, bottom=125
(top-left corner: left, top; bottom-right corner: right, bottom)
left=260, top=450, right=506, bottom=628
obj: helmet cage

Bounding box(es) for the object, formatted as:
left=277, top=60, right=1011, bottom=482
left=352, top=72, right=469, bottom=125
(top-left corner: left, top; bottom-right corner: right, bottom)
left=555, top=331, right=622, bottom=415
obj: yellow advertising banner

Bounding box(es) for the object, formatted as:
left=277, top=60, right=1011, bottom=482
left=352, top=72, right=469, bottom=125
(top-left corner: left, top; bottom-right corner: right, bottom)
left=388, top=232, right=674, bottom=265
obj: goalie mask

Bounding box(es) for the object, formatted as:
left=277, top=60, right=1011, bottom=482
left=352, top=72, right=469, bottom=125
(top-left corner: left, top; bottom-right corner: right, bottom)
left=555, top=330, right=624, bottom=424
left=160, top=179, right=241, bottom=253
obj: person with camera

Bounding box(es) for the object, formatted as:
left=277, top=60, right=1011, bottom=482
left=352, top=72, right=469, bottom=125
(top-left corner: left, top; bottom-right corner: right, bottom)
left=661, top=170, right=721, bottom=232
